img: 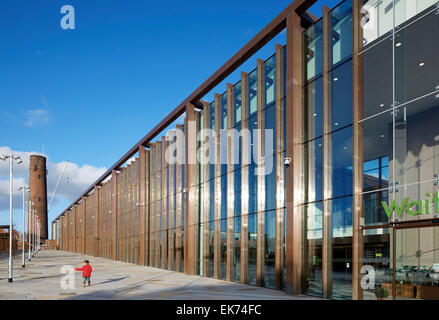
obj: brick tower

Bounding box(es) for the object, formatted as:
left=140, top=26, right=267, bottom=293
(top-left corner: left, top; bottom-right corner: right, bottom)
left=29, top=155, right=48, bottom=241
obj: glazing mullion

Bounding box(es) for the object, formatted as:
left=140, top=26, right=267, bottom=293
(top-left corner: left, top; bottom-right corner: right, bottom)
left=275, top=43, right=286, bottom=290
left=240, top=72, right=250, bottom=284
left=256, top=58, right=266, bottom=287
left=226, top=83, right=235, bottom=281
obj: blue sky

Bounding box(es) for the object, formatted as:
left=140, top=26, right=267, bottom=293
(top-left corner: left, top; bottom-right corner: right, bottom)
left=0, top=0, right=339, bottom=232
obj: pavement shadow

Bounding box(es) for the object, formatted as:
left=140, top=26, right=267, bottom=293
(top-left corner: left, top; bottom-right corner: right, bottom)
left=91, top=277, right=128, bottom=286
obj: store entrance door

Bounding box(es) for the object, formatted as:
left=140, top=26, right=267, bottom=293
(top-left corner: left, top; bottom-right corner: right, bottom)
left=394, top=225, right=439, bottom=300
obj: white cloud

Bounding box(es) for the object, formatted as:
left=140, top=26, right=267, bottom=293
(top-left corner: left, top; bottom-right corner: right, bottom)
left=24, top=108, right=53, bottom=128
left=0, top=146, right=107, bottom=211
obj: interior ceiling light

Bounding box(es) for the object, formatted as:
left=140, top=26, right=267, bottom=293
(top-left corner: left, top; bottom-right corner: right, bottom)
left=333, top=77, right=339, bottom=81
left=396, top=42, right=402, bottom=47
left=380, top=103, right=385, bottom=107
left=419, top=62, right=425, bottom=67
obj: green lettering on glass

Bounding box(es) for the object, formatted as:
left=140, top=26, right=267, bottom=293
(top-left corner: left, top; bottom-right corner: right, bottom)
left=407, top=201, right=422, bottom=216
left=381, top=191, right=439, bottom=219
left=381, top=198, right=408, bottom=219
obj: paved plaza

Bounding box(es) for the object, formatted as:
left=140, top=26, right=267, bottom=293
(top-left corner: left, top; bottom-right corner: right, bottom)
left=0, top=250, right=317, bottom=300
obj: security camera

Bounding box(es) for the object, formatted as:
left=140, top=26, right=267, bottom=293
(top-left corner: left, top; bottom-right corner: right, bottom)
left=284, top=157, right=292, bottom=166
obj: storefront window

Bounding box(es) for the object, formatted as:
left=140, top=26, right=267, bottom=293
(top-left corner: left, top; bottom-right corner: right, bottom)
left=361, top=228, right=392, bottom=300
left=305, top=202, right=323, bottom=297
left=264, top=210, right=276, bottom=289
left=331, top=196, right=353, bottom=299
left=234, top=216, right=241, bottom=282
left=248, top=213, right=257, bottom=285
left=220, top=219, right=227, bottom=280
left=208, top=221, right=214, bottom=278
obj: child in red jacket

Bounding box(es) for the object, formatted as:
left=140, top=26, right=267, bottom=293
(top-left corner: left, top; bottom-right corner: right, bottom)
left=75, top=260, right=93, bottom=287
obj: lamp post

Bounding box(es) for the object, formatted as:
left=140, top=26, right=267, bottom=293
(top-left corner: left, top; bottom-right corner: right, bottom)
left=28, top=201, right=34, bottom=261
left=35, top=216, right=39, bottom=255
left=32, top=208, right=35, bottom=258
left=18, top=186, right=30, bottom=268
left=0, top=154, right=23, bottom=283
left=33, top=212, right=37, bottom=257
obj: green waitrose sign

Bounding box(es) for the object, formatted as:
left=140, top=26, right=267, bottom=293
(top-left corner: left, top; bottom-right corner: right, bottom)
left=381, top=192, right=439, bottom=219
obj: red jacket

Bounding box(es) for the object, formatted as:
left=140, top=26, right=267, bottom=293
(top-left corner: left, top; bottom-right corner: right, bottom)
left=75, top=264, right=92, bottom=277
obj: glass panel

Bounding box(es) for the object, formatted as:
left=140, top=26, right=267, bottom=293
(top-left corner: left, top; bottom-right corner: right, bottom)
left=395, top=226, right=439, bottom=300
left=265, top=154, right=276, bottom=212
left=363, top=189, right=390, bottom=226
left=330, top=196, right=353, bottom=299
left=361, top=110, right=393, bottom=193
left=210, top=178, right=215, bottom=221
left=305, top=202, right=323, bottom=297
left=264, top=104, right=276, bottom=156
left=304, top=19, right=323, bottom=80
left=248, top=213, right=257, bottom=285
left=395, top=0, right=438, bottom=30
left=304, top=77, right=323, bottom=141
left=331, top=60, right=353, bottom=131
left=221, top=93, right=228, bottom=130
left=361, top=36, right=393, bottom=120
left=304, top=138, right=323, bottom=203
left=249, top=70, right=258, bottom=116
left=208, top=221, right=214, bottom=277
left=234, top=82, right=242, bottom=125
left=331, top=127, right=353, bottom=198
left=265, top=55, right=276, bottom=106
left=234, top=216, right=241, bottom=282
left=221, top=174, right=227, bottom=220
left=331, top=0, right=353, bottom=65
left=386, top=181, right=439, bottom=223
left=234, top=168, right=241, bottom=216
left=264, top=210, right=276, bottom=289
left=361, top=228, right=392, bottom=300
left=395, top=7, right=439, bottom=107
left=393, top=95, right=439, bottom=188
left=361, top=0, right=394, bottom=47
left=220, top=219, right=227, bottom=280
left=249, top=163, right=257, bottom=214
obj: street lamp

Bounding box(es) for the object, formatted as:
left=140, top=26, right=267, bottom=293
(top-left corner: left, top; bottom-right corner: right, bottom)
left=28, top=201, right=34, bottom=261
left=36, top=217, right=41, bottom=254
left=0, top=154, right=23, bottom=283
left=18, top=186, right=30, bottom=268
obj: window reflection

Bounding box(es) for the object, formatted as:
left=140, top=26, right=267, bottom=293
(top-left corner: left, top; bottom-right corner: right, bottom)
left=331, top=0, right=353, bottom=65
left=305, top=202, right=323, bottom=297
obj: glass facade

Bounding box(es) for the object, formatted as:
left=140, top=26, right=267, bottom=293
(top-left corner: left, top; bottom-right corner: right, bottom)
left=54, top=0, right=439, bottom=300
left=359, top=0, right=439, bottom=300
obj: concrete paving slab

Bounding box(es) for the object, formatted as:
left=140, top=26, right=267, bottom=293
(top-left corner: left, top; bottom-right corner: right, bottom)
left=0, top=250, right=319, bottom=300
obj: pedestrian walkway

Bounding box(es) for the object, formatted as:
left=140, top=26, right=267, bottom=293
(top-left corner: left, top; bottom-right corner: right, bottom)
left=0, top=250, right=317, bottom=300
